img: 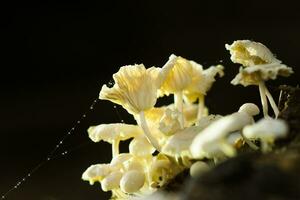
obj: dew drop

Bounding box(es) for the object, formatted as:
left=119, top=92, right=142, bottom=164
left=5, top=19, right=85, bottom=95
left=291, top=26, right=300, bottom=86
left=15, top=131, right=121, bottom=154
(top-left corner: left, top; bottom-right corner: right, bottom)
left=2, top=195, right=5, bottom=199
left=47, top=158, right=51, bottom=161
left=90, top=106, right=94, bottom=110
left=82, top=114, right=86, bottom=118
left=113, top=105, right=117, bottom=109
left=77, top=120, right=81, bottom=124
left=71, top=127, right=75, bottom=131
left=28, top=174, right=31, bottom=177
left=121, top=120, right=124, bottom=123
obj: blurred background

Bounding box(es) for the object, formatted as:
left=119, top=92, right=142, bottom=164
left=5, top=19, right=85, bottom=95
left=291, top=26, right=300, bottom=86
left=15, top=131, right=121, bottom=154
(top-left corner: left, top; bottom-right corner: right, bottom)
left=1, top=0, right=300, bottom=199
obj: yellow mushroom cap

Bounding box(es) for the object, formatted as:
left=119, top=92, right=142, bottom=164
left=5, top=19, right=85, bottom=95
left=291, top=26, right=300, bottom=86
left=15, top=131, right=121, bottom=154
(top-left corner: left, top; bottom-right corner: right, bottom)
left=159, top=54, right=193, bottom=95
left=184, top=63, right=224, bottom=103
left=88, top=123, right=142, bottom=143
left=231, top=63, right=293, bottom=86
left=99, top=64, right=167, bottom=114
left=225, top=40, right=281, bottom=66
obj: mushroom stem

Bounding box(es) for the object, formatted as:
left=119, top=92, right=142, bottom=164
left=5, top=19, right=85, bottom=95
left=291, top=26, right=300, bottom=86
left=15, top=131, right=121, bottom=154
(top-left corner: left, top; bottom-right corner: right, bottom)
left=219, top=140, right=236, bottom=157
left=196, top=94, right=205, bottom=124
left=241, top=134, right=259, bottom=150
left=265, top=86, right=280, bottom=118
left=138, top=111, right=161, bottom=152
left=174, top=91, right=184, bottom=128
left=261, top=141, right=271, bottom=153
left=112, top=140, right=120, bottom=158
left=258, top=81, right=269, bottom=118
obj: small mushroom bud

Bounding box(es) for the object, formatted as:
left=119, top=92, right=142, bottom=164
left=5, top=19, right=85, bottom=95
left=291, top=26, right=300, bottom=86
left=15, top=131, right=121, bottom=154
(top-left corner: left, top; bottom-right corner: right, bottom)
left=243, top=118, right=288, bottom=152
left=123, top=157, right=144, bottom=172
left=129, top=136, right=155, bottom=157
left=101, top=171, right=123, bottom=192
left=238, top=103, right=260, bottom=116
left=190, top=161, right=210, bottom=177
left=120, top=170, right=145, bottom=193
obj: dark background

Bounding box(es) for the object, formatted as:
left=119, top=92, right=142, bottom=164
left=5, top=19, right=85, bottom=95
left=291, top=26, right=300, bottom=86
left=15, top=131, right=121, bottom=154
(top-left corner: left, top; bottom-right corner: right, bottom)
left=1, top=0, right=300, bottom=199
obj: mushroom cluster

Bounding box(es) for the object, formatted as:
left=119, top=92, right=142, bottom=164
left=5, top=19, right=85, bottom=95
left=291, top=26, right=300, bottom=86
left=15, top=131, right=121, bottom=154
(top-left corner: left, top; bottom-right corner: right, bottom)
left=82, top=41, right=292, bottom=199
left=226, top=40, right=293, bottom=118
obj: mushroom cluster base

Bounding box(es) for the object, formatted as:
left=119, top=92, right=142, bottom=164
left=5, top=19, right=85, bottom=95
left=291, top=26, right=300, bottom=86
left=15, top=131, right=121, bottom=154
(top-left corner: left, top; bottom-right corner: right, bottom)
left=157, top=85, right=300, bottom=200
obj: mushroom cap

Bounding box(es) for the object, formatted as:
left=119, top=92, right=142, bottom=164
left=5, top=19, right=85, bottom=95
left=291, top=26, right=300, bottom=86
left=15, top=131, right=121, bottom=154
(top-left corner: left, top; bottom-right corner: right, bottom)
left=189, top=161, right=210, bottom=177
left=88, top=123, right=142, bottom=143
left=243, top=118, right=288, bottom=142
left=238, top=103, right=260, bottom=116
left=129, top=135, right=155, bottom=157
left=225, top=40, right=281, bottom=66
left=190, top=111, right=253, bottom=159
left=120, top=170, right=145, bottom=193
left=184, top=64, right=224, bottom=103
left=101, top=171, right=123, bottom=192
left=82, top=164, right=111, bottom=184
left=231, top=64, right=293, bottom=86
left=110, top=153, right=134, bottom=169
left=122, top=156, right=145, bottom=172
left=159, top=54, right=194, bottom=95
left=161, top=115, right=221, bottom=157
left=99, top=64, right=171, bottom=114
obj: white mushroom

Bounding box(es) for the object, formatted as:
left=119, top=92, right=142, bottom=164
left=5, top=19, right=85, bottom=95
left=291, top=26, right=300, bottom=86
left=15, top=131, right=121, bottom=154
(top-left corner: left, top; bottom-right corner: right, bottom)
left=190, top=103, right=260, bottom=159
left=120, top=170, right=145, bottom=193
left=183, top=62, right=224, bottom=122
left=161, top=115, right=222, bottom=159
left=226, top=40, right=293, bottom=118
left=99, top=63, right=174, bottom=152
left=243, top=118, right=288, bottom=152
left=159, top=54, right=197, bottom=128
left=82, top=164, right=111, bottom=185
left=110, top=153, right=134, bottom=169
left=129, top=135, right=156, bottom=157
left=88, top=123, right=142, bottom=158
left=189, top=161, right=210, bottom=178
left=101, top=171, right=123, bottom=192
left=122, top=156, right=145, bottom=172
